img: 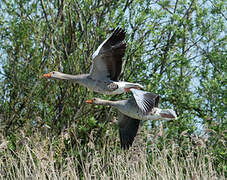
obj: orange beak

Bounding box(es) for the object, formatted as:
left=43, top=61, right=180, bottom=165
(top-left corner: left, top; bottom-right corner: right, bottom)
left=43, top=73, right=51, bottom=78
left=85, top=99, right=93, bottom=104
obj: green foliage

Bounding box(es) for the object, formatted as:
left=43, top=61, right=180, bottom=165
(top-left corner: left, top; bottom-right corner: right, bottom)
left=0, top=0, right=226, bottom=177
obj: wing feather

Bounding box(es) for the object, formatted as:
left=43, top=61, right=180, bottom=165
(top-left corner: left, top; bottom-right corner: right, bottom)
left=89, top=28, right=126, bottom=81
left=130, top=89, right=159, bottom=115
left=118, top=113, right=140, bottom=149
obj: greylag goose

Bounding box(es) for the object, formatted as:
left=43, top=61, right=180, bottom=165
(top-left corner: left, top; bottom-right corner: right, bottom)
left=43, top=28, right=143, bottom=95
left=85, top=89, right=177, bottom=149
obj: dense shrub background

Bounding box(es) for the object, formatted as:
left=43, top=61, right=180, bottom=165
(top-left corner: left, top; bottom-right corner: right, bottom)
left=0, top=0, right=226, bottom=178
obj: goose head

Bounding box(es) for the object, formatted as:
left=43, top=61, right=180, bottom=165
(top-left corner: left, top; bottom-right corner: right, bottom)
left=85, top=98, right=109, bottom=105
left=43, top=71, right=67, bottom=79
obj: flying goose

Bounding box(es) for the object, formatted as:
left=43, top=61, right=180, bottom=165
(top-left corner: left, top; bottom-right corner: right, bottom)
left=43, top=28, right=143, bottom=95
left=85, top=89, right=177, bottom=149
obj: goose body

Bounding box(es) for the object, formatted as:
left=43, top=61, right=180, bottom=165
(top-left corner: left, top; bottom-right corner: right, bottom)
left=86, top=89, right=177, bottom=149
left=86, top=95, right=177, bottom=121
left=43, top=28, right=143, bottom=95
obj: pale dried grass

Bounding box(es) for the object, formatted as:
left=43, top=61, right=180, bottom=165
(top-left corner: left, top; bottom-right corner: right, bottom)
left=0, top=129, right=224, bottom=180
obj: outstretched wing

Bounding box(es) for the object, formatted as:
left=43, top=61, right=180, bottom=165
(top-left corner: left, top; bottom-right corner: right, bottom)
left=118, top=112, right=140, bottom=150
left=130, top=89, right=159, bottom=115
left=89, top=28, right=126, bottom=81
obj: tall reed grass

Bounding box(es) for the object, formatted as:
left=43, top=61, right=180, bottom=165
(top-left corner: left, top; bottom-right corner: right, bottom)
left=0, top=128, right=225, bottom=179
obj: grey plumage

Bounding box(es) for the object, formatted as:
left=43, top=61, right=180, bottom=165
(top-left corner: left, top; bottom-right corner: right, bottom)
left=86, top=90, right=177, bottom=149
left=44, top=28, right=143, bottom=95
left=89, top=28, right=126, bottom=81
left=118, top=113, right=140, bottom=149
